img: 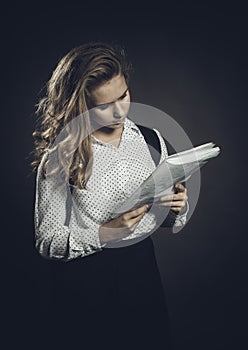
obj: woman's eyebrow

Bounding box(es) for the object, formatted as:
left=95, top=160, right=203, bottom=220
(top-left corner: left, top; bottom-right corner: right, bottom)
left=96, top=87, right=129, bottom=107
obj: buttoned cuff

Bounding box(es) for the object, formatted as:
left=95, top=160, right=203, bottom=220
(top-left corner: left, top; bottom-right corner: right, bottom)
left=69, top=221, right=103, bottom=254
left=174, top=201, right=189, bottom=227
left=159, top=200, right=189, bottom=228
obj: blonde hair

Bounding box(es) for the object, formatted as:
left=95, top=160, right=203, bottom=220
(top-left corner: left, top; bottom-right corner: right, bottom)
left=30, top=42, right=132, bottom=190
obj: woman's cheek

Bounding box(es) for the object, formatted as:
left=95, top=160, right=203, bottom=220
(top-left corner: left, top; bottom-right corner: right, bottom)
left=91, top=109, right=112, bottom=125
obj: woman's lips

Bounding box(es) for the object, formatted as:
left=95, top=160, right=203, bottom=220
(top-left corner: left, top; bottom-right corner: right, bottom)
left=112, top=120, right=124, bottom=124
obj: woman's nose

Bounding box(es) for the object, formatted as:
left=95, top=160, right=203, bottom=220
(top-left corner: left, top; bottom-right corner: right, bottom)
left=113, top=101, right=124, bottom=118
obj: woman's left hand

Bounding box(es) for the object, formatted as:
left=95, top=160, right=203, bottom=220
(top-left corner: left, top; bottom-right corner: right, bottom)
left=155, top=182, right=188, bottom=213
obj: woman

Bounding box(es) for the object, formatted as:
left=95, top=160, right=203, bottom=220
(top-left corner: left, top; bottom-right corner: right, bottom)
left=31, top=42, right=189, bottom=349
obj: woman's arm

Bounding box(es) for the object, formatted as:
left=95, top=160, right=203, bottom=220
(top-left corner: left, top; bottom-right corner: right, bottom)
left=34, top=152, right=103, bottom=262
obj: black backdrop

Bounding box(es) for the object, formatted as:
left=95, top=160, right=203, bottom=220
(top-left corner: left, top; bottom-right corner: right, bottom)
left=2, top=4, right=247, bottom=350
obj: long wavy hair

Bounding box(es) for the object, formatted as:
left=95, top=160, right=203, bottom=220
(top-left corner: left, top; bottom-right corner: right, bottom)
left=30, top=42, right=132, bottom=190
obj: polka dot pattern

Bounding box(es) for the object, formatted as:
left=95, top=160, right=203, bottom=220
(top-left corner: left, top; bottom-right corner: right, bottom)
left=34, top=117, right=188, bottom=261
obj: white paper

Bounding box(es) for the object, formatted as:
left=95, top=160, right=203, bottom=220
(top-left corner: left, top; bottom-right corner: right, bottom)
left=110, top=142, right=220, bottom=218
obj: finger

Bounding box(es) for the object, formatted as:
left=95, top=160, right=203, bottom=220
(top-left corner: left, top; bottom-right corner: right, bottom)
left=164, top=192, right=188, bottom=202
left=173, top=193, right=188, bottom=201
left=170, top=207, right=182, bottom=212
left=129, top=211, right=147, bottom=231
left=172, top=192, right=187, bottom=200
left=129, top=225, right=137, bottom=233
left=171, top=202, right=187, bottom=211
left=174, top=183, right=186, bottom=192
left=128, top=204, right=148, bottom=218
left=157, top=201, right=185, bottom=207
left=159, top=190, right=187, bottom=202
left=158, top=194, right=175, bottom=201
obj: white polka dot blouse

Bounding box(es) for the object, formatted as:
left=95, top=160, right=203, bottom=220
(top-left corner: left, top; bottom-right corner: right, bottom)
left=34, top=117, right=189, bottom=261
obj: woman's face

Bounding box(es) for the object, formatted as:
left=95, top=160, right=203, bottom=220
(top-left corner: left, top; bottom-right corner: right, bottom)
left=88, top=74, right=131, bottom=133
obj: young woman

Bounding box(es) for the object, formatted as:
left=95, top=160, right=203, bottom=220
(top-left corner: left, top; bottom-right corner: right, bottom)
left=31, top=42, right=189, bottom=349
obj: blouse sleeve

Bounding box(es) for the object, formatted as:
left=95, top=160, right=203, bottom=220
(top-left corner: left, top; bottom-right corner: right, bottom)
left=34, top=151, right=103, bottom=262
left=153, top=128, right=190, bottom=228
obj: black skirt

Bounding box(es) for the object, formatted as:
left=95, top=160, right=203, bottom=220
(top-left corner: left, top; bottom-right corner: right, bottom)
left=47, top=236, right=172, bottom=349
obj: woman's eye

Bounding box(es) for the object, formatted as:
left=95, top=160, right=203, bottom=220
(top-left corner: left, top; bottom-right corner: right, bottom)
left=96, top=92, right=128, bottom=110
left=98, top=103, right=109, bottom=111
left=120, top=93, right=127, bottom=100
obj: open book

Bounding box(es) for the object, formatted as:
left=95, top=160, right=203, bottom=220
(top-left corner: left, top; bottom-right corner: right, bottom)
left=110, top=142, right=220, bottom=219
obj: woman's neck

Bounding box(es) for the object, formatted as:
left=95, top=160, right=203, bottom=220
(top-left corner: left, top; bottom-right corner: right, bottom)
left=92, top=125, right=124, bottom=142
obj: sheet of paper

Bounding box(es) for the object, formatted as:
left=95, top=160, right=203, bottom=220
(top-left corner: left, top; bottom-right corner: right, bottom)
left=110, top=142, right=220, bottom=218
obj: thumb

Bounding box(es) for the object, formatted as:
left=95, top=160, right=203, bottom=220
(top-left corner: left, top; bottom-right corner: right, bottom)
left=174, top=182, right=184, bottom=192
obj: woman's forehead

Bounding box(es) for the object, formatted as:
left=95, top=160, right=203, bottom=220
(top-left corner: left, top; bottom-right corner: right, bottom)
left=90, top=74, right=127, bottom=105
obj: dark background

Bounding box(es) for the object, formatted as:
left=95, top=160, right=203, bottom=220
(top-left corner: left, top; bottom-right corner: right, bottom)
left=2, top=3, right=247, bottom=349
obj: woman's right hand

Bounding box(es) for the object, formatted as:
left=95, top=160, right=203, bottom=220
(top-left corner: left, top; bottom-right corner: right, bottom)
left=98, top=204, right=149, bottom=244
